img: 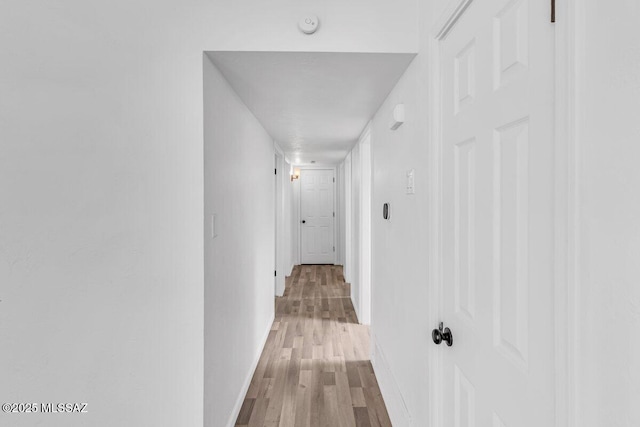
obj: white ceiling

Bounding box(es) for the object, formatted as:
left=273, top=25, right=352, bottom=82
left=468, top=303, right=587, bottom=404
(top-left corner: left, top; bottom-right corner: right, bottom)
left=206, top=51, right=416, bottom=165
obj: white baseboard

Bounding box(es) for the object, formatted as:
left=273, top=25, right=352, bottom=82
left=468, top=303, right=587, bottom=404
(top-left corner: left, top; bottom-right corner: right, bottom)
left=352, top=292, right=361, bottom=324
left=225, top=315, right=274, bottom=427
left=371, top=334, right=413, bottom=427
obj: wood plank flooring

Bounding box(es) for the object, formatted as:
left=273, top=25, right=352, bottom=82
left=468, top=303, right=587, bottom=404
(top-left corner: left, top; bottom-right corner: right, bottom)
left=235, top=265, right=392, bottom=427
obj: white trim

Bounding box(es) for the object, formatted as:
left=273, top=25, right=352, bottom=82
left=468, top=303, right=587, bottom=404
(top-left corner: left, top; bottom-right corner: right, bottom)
left=553, top=1, right=582, bottom=426
left=274, top=151, right=286, bottom=296
left=344, top=154, right=353, bottom=283
left=434, top=0, right=475, bottom=40
left=273, top=141, right=285, bottom=156
left=336, top=162, right=345, bottom=266
left=358, top=125, right=372, bottom=325
left=225, top=314, right=274, bottom=427
left=293, top=177, right=301, bottom=266
left=335, top=168, right=341, bottom=268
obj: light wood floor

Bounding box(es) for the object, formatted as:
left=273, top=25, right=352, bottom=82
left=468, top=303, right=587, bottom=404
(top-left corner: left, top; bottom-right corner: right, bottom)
left=235, top=265, right=392, bottom=427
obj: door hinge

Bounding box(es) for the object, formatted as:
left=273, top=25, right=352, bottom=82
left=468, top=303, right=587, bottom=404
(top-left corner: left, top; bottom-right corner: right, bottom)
left=333, top=177, right=335, bottom=183
left=333, top=246, right=335, bottom=252
left=333, top=212, right=335, bottom=217
left=275, top=168, right=277, bottom=175
left=274, top=270, right=277, bottom=276
left=551, top=0, right=555, bottom=23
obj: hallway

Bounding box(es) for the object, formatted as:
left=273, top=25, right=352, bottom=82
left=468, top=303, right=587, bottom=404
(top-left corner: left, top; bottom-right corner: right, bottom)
left=5, top=1, right=640, bottom=426
left=235, top=265, right=391, bottom=427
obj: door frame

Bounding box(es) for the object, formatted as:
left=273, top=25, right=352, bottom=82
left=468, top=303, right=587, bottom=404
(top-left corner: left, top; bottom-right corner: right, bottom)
left=297, top=165, right=338, bottom=265
left=344, top=154, right=353, bottom=282
left=427, top=1, right=581, bottom=426
left=359, top=126, right=372, bottom=325
left=274, top=144, right=286, bottom=296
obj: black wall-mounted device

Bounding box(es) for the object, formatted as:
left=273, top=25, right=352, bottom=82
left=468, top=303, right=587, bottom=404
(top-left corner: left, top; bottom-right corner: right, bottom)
left=383, top=203, right=391, bottom=220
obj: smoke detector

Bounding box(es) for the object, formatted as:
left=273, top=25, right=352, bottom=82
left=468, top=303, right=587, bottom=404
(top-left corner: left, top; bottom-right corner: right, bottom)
left=298, top=15, right=319, bottom=34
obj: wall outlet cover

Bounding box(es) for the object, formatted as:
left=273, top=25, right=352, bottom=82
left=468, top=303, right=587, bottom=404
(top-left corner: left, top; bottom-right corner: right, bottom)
left=406, top=169, right=415, bottom=194
left=211, top=214, right=218, bottom=239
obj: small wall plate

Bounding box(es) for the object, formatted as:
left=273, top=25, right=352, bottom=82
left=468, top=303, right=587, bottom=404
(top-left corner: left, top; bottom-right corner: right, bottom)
left=390, top=104, right=405, bottom=130
left=383, top=203, right=391, bottom=220
left=298, top=15, right=319, bottom=34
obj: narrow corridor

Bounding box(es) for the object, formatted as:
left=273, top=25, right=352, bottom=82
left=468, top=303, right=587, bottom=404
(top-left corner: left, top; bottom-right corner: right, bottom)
left=235, top=265, right=391, bottom=427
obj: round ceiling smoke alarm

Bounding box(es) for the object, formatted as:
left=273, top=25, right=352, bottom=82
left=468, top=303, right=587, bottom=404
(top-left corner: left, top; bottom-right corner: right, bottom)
left=298, top=15, right=319, bottom=34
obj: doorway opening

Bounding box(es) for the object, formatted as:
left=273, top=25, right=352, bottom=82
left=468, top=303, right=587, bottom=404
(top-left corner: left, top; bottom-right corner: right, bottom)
left=299, top=168, right=336, bottom=265
left=204, top=50, right=414, bottom=318
left=203, top=50, right=416, bottom=426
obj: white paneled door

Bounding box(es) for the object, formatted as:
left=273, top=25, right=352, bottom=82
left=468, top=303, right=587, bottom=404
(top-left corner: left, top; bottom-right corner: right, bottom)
left=301, top=169, right=335, bottom=265
left=439, top=0, right=555, bottom=426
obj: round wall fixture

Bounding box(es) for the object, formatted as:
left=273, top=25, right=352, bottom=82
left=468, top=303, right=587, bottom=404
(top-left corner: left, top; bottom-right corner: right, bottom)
left=298, top=15, right=319, bottom=34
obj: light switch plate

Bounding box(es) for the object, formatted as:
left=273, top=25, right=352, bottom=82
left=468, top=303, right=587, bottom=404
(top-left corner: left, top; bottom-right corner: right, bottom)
left=211, top=214, right=218, bottom=239
left=406, top=169, right=415, bottom=194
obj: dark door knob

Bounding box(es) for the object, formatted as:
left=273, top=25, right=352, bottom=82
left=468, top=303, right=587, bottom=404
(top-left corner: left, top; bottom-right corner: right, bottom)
left=432, top=322, right=453, bottom=347
left=301, top=220, right=306, bottom=224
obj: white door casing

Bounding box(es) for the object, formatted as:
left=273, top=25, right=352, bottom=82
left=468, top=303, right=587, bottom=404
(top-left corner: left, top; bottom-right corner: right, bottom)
left=437, top=0, right=556, bottom=426
left=344, top=154, right=353, bottom=282
left=274, top=153, right=279, bottom=294
left=359, top=129, right=372, bottom=325
left=274, top=145, right=287, bottom=296
left=300, top=169, right=335, bottom=265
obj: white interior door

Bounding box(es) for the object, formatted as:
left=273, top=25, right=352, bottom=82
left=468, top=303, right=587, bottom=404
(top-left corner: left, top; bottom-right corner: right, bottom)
left=438, top=0, right=555, bottom=425
left=301, top=169, right=335, bottom=265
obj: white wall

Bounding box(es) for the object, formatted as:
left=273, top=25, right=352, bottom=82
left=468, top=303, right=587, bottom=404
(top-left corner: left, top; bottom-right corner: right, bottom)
left=368, top=57, right=428, bottom=426
left=364, top=1, right=441, bottom=425
left=203, top=55, right=275, bottom=427
left=0, top=1, right=418, bottom=427
left=576, top=2, right=640, bottom=426
left=203, top=1, right=418, bottom=53
left=0, top=2, right=209, bottom=426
